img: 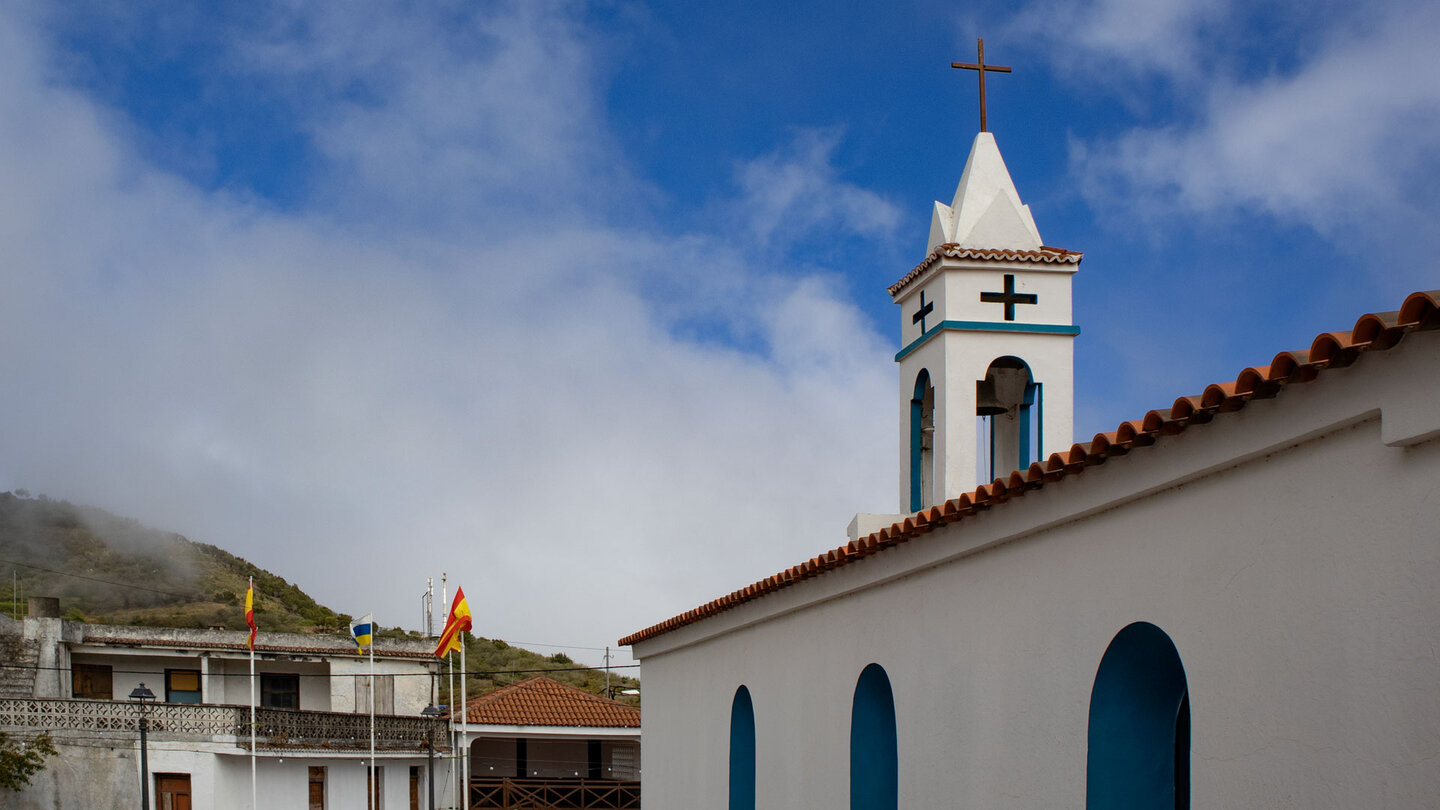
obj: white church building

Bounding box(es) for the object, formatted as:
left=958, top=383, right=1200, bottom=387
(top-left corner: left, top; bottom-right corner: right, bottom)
left=621, top=129, right=1440, bottom=809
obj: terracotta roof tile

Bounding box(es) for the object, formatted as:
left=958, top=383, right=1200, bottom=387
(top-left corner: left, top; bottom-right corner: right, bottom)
left=888, top=243, right=1083, bottom=297
left=457, top=676, right=640, bottom=728
left=619, top=289, right=1440, bottom=647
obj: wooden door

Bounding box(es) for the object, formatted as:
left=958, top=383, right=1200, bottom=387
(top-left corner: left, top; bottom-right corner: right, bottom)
left=309, top=766, right=326, bottom=810
left=155, top=774, right=191, bottom=810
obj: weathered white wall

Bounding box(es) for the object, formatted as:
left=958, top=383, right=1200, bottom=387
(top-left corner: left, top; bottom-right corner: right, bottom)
left=331, top=655, right=436, bottom=716
left=211, top=754, right=429, bottom=810
left=636, top=331, right=1440, bottom=809
left=211, top=657, right=331, bottom=709
left=8, top=745, right=431, bottom=810
left=15, top=738, right=141, bottom=810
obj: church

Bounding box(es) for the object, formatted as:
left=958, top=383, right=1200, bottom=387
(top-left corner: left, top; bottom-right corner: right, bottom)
left=620, top=87, right=1440, bottom=807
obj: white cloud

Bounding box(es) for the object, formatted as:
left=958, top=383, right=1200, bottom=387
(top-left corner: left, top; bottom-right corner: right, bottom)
left=1004, top=0, right=1440, bottom=266
left=0, top=3, right=899, bottom=665
left=1070, top=4, right=1440, bottom=246
left=732, top=128, right=901, bottom=249
left=1005, top=0, right=1238, bottom=87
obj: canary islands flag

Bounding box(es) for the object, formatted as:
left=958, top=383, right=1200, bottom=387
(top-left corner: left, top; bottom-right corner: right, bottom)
left=351, top=614, right=374, bottom=653
left=433, top=588, right=472, bottom=657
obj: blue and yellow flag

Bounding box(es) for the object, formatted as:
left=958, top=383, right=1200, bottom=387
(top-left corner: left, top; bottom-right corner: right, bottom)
left=351, top=614, right=373, bottom=653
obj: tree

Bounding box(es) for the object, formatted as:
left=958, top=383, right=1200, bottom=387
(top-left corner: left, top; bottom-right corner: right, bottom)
left=0, top=731, right=56, bottom=791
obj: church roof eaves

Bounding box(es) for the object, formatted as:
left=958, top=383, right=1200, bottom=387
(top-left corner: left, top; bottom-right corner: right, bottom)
left=888, top=243, right=1083, bottom=297
left=619, top=289, right=1440, bottom=648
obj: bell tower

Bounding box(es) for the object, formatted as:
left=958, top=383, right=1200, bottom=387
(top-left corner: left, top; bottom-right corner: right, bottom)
left=890, top=131, right=1081, bottom=513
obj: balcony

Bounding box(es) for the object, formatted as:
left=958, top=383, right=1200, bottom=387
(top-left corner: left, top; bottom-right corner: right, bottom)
left=469, top=777, right=641, bottom=809
left=0, top=697, right=445, bottom=752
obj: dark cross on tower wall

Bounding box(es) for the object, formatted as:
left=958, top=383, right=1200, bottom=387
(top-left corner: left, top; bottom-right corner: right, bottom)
left=980, top=274, right=1038, bottom=321
left=951, top=38, right=1012, bottom=133
left=912, top=290, right=935, bottom=333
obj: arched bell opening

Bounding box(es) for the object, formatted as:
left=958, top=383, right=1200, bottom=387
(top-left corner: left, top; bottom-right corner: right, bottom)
left=910, top=369, right=935, bottom=512
left=976, top=357, right=1040, bottom=482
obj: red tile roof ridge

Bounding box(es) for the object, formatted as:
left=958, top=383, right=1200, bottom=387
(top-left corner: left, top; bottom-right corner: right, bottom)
left=618, top=289, right=1440, bottom=648
left=888, top=243, right=1084, bottom=296
left=456, top=675, right=640, bottom=728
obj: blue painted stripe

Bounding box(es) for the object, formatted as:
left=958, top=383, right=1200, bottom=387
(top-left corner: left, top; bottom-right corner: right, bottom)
left=895, top=320, right=1081, bottom=361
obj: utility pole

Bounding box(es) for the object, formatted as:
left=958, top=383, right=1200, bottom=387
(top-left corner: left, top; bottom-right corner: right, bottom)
left=604, top=647, right=612, bottom=699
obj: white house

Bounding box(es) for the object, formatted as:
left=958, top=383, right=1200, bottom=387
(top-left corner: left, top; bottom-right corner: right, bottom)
left=621, top=130, right=1440, bottom=809
left=454, top=675, right=640, bottom=809
left=1, top=600, right=445, bottom=810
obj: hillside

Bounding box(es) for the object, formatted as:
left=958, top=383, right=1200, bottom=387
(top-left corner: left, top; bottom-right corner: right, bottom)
left=0, top=491, right=638, bottom=702
left=0, top=491, right=349, bottom=632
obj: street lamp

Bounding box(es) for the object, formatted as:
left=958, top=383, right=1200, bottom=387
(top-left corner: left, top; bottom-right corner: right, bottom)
left=129, top=683, right=156, bottom=810
left=421, top=704, right=443, bottom=810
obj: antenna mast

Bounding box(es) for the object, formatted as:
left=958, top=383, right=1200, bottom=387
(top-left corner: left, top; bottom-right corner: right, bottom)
left=422, top=577, right=435, bottom=637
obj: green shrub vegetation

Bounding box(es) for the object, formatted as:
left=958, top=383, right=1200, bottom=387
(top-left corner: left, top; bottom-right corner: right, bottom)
left=0, top=732, right=55, bottom=791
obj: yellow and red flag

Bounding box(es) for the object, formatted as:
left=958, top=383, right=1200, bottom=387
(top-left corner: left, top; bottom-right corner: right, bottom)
left=433, top=587, right=472, bottom=657
left=245, top=578, right=258, bottom=650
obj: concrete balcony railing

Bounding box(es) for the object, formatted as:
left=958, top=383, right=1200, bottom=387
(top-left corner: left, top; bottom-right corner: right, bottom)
left=0, top=697, right=447, bottom=752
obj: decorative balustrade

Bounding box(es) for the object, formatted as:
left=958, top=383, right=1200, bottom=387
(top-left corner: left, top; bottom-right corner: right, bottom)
left=0, top=698, right=446, bottom=752
left=469, top=777, right=641, bottom=809
left=0, top=697, right=241, bottom=736
left=244, top=706, right=443, bottom=751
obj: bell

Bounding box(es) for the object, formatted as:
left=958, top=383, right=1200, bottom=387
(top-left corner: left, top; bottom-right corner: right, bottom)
left=991, top=366, right=1029, bottom=406
left=975, top=379, right=1005, bottom=416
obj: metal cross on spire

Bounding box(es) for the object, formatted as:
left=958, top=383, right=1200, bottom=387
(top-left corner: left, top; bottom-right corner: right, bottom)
left=951, top=38, right=1012, bottom=133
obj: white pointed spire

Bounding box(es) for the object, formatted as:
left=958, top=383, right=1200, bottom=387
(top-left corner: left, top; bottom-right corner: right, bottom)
left=926, top=132, right=1042, bottom=253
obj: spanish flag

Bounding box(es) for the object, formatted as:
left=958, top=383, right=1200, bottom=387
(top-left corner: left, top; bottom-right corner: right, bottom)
left=352, top=614, right=374, bottom=653
left=245, top=578, right=257, bottom=650
left=433, top=587, right=472, bottom=657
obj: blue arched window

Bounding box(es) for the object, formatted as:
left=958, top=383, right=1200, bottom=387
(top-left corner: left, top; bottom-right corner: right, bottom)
left=1087, top=622, right=1190, bottom=810
left=850, top=663, right=898, bottom=810
left=729, top=686, right=756, bottom=810
left=910, top=370, right=933, bottom=512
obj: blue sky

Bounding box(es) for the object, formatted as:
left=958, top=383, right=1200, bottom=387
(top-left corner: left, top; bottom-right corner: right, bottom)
left=1, top=0, right=1436, bottom=666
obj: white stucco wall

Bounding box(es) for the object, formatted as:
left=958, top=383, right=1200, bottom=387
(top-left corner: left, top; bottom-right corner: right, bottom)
left=635, top=331, right=1440, bottom=809
left=9, top=743, right=433, bottom=810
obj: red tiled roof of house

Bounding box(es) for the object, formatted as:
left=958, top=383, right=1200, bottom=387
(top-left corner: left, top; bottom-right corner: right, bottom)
left=888, top=243, right=1084, bottom=297
left=457, top=676, right=640, bottom=728
left=619, top=290, right=1440, bottom=647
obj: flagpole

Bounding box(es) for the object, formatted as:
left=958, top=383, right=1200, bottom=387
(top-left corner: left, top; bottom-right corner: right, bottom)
left=441, top=575, right=452, bottom=810
left=459, top=633, right=468, bottom=810
left=448, top=650, right=457, bottom=809
left=248, top=577, right=257, bottom=810
left=369, top=623, right=376, bottom=810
